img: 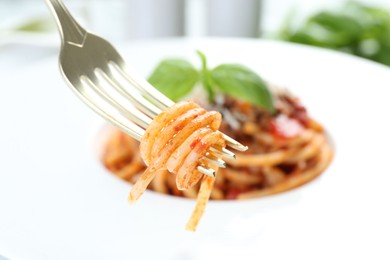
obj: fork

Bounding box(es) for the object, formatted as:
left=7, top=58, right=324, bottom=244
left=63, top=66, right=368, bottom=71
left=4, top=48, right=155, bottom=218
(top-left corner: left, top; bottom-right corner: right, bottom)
left=45, top=0, right=247, bottom=177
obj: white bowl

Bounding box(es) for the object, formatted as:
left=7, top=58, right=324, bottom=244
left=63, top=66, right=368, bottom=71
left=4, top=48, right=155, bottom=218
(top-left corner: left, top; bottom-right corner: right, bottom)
left=1, top=38, right=390, bottom=260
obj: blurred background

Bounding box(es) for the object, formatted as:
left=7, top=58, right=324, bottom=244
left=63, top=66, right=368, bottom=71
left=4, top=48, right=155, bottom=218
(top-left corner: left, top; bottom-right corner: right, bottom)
left=1, top=0, right=390, bottom=72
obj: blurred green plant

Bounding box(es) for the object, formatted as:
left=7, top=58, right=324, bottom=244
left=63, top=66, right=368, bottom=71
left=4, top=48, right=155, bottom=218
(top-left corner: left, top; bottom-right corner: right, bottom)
left=13, top=17, right=53, bottom=32
left=278, top=1, right=390, bottom=66
left=0, top=17, right=54, bottom=34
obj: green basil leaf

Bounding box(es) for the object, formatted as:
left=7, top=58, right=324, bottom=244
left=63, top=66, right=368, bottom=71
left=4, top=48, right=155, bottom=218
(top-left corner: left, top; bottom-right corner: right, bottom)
left=148, top=59, right=199, bottom=101
left=211, top=64, right=275, bottom=113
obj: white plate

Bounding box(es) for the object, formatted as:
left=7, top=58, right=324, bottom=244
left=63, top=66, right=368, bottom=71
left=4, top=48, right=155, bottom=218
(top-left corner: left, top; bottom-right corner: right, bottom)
left=1, top=38, right=390, bottom=260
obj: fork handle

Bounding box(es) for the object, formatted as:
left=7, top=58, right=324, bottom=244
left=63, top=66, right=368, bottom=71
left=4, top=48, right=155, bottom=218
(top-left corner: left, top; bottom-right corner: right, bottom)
left=45, top=0, right=87, bottom=46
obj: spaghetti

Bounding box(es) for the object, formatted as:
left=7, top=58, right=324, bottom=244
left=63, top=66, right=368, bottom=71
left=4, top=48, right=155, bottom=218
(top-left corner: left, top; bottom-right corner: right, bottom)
left=125, top=100, right=226, bottom=231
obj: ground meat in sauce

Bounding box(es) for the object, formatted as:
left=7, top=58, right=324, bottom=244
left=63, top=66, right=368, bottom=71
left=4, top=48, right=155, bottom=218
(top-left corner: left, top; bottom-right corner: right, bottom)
left=210, top=92, right=309, bottom=153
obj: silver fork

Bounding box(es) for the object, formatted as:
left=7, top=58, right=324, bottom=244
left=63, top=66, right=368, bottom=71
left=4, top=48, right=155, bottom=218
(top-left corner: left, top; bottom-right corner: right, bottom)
left=45, top=0, right=247, bottom=177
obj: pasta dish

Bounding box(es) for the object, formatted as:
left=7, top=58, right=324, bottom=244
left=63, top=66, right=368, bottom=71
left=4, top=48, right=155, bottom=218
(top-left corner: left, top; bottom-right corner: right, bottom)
left=102, top=56, right=334, bottom=231
left=102, top=90, right=333, bottom=229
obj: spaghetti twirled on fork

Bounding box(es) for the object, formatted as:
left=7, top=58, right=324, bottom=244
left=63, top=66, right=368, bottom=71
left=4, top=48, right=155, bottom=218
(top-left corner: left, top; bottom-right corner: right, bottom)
left=127, top=100, right=226, bottom=231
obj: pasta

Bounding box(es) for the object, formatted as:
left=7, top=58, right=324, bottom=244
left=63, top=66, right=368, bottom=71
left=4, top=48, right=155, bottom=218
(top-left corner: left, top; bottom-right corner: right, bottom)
left=102, top=89, right=333, bottom=229
left=126, top=100, right=226, bottom=231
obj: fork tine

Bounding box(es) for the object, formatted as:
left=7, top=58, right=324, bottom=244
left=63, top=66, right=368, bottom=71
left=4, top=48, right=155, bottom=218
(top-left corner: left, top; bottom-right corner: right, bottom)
left=73, top=77, right=145, bottom=140
left=220, top=134, right=248, bottom=151
left=197, top=166, right=216, bottom=177
left=105, top=63, right=162, bottom=118
left=85, top=70, right=152, bottom=130
left=113, top=62, right=175, bottom=110
left=209, top=147, right=236, bottom=159
left=202, top=155, right=227, bottom=168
